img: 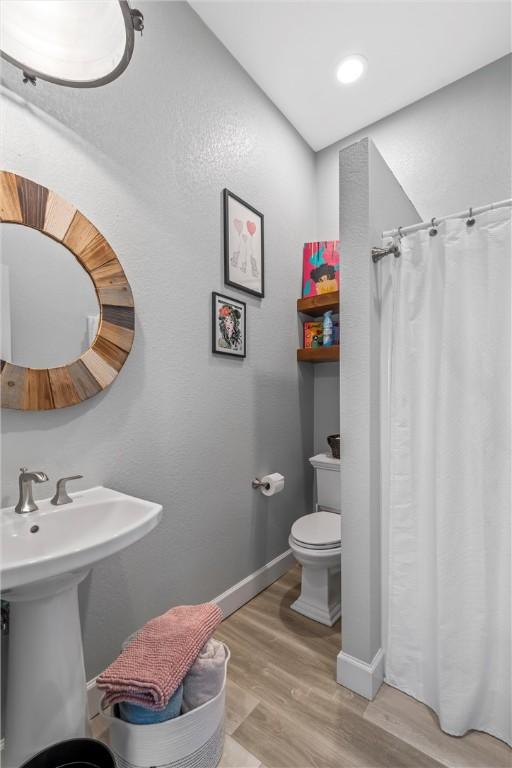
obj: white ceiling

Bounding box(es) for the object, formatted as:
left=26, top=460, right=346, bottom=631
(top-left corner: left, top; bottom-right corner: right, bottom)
left=191, top=1, right=512, bottom=151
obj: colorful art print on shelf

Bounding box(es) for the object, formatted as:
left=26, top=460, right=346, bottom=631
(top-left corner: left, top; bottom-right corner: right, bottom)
left=224, top=189, right=264, bottom=298
left=212, top=292, right=246, bottom=358
left=302, top=241, right=340, bottom=298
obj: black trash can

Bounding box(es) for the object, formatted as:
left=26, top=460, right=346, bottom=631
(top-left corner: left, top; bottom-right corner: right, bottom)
left=20, top=739, right=115, bottom=768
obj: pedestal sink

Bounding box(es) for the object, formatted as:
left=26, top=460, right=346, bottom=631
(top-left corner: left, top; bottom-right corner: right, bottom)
left=1, top=486, right=163, bottom=768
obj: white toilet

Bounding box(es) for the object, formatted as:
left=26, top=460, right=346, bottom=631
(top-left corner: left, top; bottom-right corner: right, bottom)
left=289, top=453, right=341, bottom=626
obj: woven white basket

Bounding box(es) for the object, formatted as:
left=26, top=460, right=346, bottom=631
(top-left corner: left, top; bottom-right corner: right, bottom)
left=100, top=644, right=230, bottom=768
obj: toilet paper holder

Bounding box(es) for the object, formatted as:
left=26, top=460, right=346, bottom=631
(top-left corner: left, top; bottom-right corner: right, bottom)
left=251, top=478, right=270, bottom=490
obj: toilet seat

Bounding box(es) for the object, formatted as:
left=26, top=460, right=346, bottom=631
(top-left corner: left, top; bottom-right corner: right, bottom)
left=291, top=511, right=340, bottom=550
left=290, top=538, right=341, bottom=552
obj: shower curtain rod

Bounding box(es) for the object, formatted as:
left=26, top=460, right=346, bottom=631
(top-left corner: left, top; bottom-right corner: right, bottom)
left=382, top=198, right=512, bottom=239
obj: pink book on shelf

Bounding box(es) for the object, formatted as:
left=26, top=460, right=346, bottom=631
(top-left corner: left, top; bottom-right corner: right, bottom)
left=302, top=240, right=340, bottom=298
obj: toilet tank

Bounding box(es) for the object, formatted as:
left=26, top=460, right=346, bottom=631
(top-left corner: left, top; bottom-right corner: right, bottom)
left=309, top=453, right=340, bottom=512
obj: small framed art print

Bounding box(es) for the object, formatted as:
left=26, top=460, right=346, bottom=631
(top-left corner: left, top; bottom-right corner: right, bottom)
left=223, top=189, right=264, bottom=298
left=212, top=292, right=246, bottom=358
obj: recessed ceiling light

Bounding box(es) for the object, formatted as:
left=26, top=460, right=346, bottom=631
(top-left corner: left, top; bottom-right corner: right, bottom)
left=336, top=55, right=367, bottom=85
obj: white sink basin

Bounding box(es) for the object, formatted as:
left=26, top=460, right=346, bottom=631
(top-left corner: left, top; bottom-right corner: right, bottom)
left=1, top=486, right=162, bottom=768
left=1, top=486, right=162, bottom=592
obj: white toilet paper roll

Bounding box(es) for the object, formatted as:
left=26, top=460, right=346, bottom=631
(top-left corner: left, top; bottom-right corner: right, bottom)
left=260, top=473, right=285, bottom=497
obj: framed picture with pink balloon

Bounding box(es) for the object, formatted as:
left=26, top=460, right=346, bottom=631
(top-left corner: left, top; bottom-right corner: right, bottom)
left=223, top=189, right=264, bottom=298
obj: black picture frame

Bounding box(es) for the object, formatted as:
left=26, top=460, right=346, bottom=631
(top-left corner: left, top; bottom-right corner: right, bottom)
left=212, top=291, right=247, bottom=358
left=223, top=188, right=264, bottom=298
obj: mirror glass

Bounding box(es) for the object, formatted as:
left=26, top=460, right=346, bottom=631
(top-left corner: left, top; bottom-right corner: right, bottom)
left=0, top=223, right=100, bottom=368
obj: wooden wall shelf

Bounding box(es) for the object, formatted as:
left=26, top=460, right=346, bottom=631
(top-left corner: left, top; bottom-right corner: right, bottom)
left=297, top=291, right=339, bottom=317
left=297, top=346, right=340, bottom=363
left=297, top=290, right=340, bottom=362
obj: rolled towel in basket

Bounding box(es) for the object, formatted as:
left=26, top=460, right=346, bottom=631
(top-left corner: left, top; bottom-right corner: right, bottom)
left=118, top=684, right=183, bottom=724
left=182, top=638, right=226, bottom=713
left=97, top=602, right=223, bottom=711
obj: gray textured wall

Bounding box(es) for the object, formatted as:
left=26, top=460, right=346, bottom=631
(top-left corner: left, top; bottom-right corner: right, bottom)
left=339, top=139, right=420, bottom=668
left=313, top=363, right=340, bottom=455
left=314, top=54, right=512, bottom=465
left=0, top=1, right=316, bottom=679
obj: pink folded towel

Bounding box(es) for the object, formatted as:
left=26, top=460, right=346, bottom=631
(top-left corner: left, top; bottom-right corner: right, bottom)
left=97, top=602, right=223, bottom=711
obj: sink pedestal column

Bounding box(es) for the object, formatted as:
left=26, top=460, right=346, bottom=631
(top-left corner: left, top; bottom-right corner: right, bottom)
left=3, top=570, right=90, bottom=768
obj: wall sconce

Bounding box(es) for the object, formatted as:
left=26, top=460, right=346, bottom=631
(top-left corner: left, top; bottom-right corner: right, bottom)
left=0, top=0, right=143, bottom=88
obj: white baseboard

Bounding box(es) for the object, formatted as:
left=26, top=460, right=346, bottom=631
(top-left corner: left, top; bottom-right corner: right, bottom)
left=337, top=647, right=384, bottom=700
left=87, top=675, right=102, bottom=720
left=213, top=548, right=294, bottom=618
left=86, top=548, right=294, bottom=719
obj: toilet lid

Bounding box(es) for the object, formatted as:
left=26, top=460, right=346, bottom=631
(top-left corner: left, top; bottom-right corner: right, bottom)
left=291, top=511, right=340, bottom=548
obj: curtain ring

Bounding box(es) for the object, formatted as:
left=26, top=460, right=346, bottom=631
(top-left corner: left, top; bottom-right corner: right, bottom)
left=466, top=206, right=475, bottom=227
left=429, top=217, right=438, bottom=237
left=397, top=226, right=404, bottom=239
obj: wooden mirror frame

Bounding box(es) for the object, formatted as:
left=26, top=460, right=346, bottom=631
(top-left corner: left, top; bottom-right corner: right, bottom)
left=0, top=171, right=134, bottom=410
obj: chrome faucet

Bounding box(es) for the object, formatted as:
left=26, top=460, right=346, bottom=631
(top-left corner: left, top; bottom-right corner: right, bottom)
left=15, top=468, right=49, bottom=514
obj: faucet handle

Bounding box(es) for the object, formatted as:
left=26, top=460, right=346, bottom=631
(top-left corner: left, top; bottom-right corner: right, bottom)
left=51, top=475, right=83, bottom=506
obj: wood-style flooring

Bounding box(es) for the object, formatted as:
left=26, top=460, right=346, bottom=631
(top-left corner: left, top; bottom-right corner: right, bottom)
left=93, top=565, right=511, bottom=768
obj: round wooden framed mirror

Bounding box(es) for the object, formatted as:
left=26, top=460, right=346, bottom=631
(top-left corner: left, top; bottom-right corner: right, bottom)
left=0, top=171, right=134, bottom=410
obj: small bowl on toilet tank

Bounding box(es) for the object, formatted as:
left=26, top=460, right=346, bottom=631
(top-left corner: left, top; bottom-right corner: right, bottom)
left=327, top=434, right=340, bottom=459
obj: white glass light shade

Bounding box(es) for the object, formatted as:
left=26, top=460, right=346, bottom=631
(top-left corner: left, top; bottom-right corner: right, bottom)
left=336, top=55, right=367, bottom=85
left=0, top=0, right=136, bottom=87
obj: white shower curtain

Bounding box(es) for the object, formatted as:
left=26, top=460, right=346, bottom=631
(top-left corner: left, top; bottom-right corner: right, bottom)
left=379, top=207, right=511, bottom=745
